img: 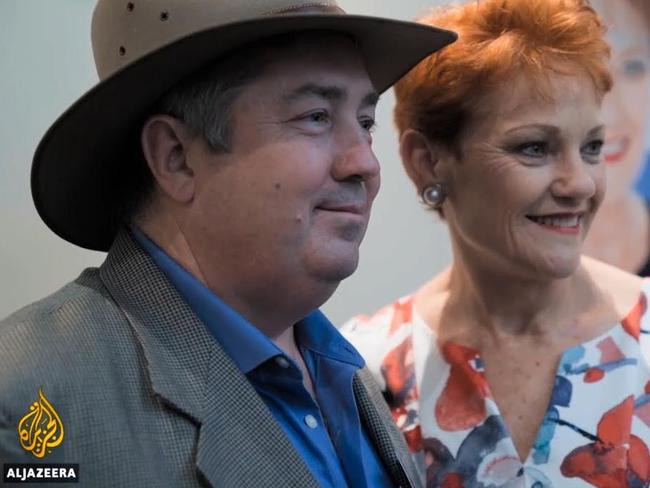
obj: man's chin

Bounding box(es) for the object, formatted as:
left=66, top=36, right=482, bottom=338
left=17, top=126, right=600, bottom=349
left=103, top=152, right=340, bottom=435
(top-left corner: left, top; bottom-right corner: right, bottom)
left=309, top=252, right=360, bottom=284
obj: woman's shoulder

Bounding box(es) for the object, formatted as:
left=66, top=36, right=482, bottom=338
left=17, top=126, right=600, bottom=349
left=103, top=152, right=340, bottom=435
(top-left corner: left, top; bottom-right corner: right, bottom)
left=340, top=293, right=419, bottom=366
left=341, top=272, right=450, bottom=348
left=581, top=257, right=650, bottom=353
left=341, top=293, right=418, bottom=341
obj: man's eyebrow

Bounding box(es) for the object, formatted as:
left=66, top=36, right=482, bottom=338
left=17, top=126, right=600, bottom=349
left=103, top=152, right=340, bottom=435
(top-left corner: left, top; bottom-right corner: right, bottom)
left=361, top=91, right=380, bottom=109
left=282, top=83, right=380, bottom=108
left=283, top=84, right=346, bottom=104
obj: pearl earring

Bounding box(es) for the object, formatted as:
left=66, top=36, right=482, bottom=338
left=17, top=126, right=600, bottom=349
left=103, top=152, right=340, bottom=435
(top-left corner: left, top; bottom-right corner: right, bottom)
left=421, top=183, right=446, bottom=209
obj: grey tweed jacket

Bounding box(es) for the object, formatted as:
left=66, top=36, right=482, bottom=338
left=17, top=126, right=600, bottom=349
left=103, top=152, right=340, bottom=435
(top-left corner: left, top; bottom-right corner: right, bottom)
left=0, top=231, right=420, bottom=487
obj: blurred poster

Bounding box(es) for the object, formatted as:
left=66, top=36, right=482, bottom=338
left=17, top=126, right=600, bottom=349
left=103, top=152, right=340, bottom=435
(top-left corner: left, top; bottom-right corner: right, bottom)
left=583, top=0, right=650, bottom=274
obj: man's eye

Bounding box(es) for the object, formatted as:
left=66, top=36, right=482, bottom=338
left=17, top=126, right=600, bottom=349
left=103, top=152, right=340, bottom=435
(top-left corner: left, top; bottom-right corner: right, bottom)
left=360, top=117, right=376, bottom=132
left=517, top=142, right=548, bottom=158
left=581, top=139, right=604, bottom=158
left=305, top=111, right=330, bottom=124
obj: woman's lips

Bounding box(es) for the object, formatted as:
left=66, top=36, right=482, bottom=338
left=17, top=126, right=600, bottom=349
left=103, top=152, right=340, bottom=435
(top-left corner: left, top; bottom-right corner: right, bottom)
left=604, top=136, right=630, bottom=164
left=526, top=213, right=583, bottom=235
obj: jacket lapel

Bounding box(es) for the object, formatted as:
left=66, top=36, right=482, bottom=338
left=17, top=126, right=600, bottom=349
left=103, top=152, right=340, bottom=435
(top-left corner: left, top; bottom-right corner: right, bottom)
left=99, top=231, right=317, bottom=487
left=197, top=345, right=319, bottom=487
left=99, top=230, right=209, bottom=422
left=354, top=368, right=422, bottom=488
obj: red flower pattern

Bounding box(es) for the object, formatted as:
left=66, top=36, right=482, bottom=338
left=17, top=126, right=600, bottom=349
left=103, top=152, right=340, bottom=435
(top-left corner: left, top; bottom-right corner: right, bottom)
left=561, top=396, right=650, bottom=487
left=623, top=294, right=647, bottom=341
left=436, top=342, right=491, bottom=432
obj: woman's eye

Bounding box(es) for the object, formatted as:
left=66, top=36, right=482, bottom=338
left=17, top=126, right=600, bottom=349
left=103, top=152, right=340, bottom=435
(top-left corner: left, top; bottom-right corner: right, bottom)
left=581, top=139, right=604, bottom=158
left=517, top=142, right=548, bottom=158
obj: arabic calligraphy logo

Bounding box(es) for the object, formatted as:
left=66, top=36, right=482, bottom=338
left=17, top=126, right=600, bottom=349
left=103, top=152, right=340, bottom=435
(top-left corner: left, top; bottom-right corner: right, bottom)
left=17, top=388, right=64, bottom=458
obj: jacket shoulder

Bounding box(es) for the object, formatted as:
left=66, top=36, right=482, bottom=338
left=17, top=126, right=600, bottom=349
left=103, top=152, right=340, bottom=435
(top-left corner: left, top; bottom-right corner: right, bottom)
left=2, top=267, right=112, bottom=321
left=0, top=267, right=125, bottom=358
left=0, top=268, right=138, bottom=421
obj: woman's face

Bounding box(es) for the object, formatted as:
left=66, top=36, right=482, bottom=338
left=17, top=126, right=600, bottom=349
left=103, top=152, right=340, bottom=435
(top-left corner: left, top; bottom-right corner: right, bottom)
left=442, top=72, right=606, bottom=279
left=592, top=0, right=650, bottom=198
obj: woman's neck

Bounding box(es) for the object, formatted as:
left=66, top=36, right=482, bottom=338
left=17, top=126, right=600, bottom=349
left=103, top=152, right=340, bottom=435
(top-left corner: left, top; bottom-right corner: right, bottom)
left=440, top=247, right=600, bottom=342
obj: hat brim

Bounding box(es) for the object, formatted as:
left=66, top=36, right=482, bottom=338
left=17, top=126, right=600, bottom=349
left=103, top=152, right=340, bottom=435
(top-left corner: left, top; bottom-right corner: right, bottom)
left=32, top=14, right=456, bottom=251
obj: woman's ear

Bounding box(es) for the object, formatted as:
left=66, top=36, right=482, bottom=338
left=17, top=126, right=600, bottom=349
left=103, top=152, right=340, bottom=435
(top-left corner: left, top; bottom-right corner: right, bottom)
left=399, top=129, right=445, bottom=190
left=141, top=115, right=196, bottom=204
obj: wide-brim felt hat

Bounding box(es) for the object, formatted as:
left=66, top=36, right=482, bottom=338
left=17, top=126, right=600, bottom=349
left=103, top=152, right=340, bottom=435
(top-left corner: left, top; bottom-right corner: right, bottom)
left=31, top=0, right=456, bottom=252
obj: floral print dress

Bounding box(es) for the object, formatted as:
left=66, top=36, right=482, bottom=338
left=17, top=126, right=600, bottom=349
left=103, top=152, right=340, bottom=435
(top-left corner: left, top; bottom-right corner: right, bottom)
left=341, top=280, right=650, bottom=487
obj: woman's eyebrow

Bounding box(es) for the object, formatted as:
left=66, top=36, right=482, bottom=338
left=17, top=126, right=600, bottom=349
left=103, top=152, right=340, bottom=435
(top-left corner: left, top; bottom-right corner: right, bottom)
left=505, top=124, right=560, bottom=135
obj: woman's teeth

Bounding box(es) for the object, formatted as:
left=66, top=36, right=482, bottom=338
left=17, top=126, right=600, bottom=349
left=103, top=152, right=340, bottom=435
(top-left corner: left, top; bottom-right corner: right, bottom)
left=528, top=215, right=580, bottom=227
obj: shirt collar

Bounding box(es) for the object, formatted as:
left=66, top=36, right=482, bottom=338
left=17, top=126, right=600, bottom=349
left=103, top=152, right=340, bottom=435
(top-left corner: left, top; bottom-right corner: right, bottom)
left=296, top=310, right=364, bottom=368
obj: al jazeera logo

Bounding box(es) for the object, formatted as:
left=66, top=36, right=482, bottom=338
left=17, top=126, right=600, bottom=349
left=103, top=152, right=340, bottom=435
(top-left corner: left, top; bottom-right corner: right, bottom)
left=2, top=388, right=79, bottom=483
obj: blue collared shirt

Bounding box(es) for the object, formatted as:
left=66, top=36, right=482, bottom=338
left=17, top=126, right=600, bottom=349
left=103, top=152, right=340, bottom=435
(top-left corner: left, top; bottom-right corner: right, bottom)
left=132, top=229, right=393, bottom=488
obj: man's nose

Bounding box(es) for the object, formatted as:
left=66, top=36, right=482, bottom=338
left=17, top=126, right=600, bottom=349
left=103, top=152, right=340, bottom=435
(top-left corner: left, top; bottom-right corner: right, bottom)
left=331, top=127, right=380, bottom=183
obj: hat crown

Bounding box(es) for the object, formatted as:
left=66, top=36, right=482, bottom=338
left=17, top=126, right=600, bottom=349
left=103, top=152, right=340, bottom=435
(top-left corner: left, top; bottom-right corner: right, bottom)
left=91, top=0, right=342, bottom=80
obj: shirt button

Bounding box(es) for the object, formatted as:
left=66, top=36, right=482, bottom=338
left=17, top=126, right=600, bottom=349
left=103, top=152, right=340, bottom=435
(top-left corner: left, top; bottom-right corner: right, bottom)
left=304, top=415, right=318, bottom=429
left=275, top=356, right=290, bottom=369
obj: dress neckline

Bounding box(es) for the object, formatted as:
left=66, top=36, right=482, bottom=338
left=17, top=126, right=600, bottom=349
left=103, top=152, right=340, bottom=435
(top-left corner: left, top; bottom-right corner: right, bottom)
left=408, top=277, right=650, bottom=468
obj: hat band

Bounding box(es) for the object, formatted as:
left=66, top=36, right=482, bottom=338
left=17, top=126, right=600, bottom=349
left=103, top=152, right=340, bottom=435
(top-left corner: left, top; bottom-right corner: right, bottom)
left=266, top=4, right=345, bottom=16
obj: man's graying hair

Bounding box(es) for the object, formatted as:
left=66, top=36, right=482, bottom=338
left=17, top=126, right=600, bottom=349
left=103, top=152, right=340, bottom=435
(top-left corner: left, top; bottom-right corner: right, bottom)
left=156, top=54, right=261, bottom=153
left=122, top=47, right=262, bottom=224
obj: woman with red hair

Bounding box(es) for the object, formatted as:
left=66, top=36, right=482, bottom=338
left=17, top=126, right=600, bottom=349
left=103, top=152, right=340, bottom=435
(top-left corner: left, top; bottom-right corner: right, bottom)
left=343, top=0, right=650, bottom=486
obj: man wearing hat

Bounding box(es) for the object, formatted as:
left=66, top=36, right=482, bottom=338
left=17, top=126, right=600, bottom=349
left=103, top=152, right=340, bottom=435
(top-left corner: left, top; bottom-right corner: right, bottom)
left=0, top=0, right=454, bottom=486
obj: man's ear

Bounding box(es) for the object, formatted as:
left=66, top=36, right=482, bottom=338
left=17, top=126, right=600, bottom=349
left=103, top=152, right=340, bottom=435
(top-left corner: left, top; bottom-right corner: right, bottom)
left=141, top=115, right=196, bottom=204
left=399, top=129, right=446, bottom=191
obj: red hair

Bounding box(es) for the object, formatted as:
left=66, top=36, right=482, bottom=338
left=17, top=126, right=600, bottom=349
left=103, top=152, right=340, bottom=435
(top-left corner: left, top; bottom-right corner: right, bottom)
left=394, top=0, right=613, bottom=148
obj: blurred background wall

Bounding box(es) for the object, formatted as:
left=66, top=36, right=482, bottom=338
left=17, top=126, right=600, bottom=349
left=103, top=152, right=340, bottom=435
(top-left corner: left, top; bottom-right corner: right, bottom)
left=2, top=0, right=649, bottom=326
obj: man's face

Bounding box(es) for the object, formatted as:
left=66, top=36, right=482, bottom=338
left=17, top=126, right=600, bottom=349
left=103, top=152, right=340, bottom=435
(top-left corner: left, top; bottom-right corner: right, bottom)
left=183, top=35, right=380, bottom=306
